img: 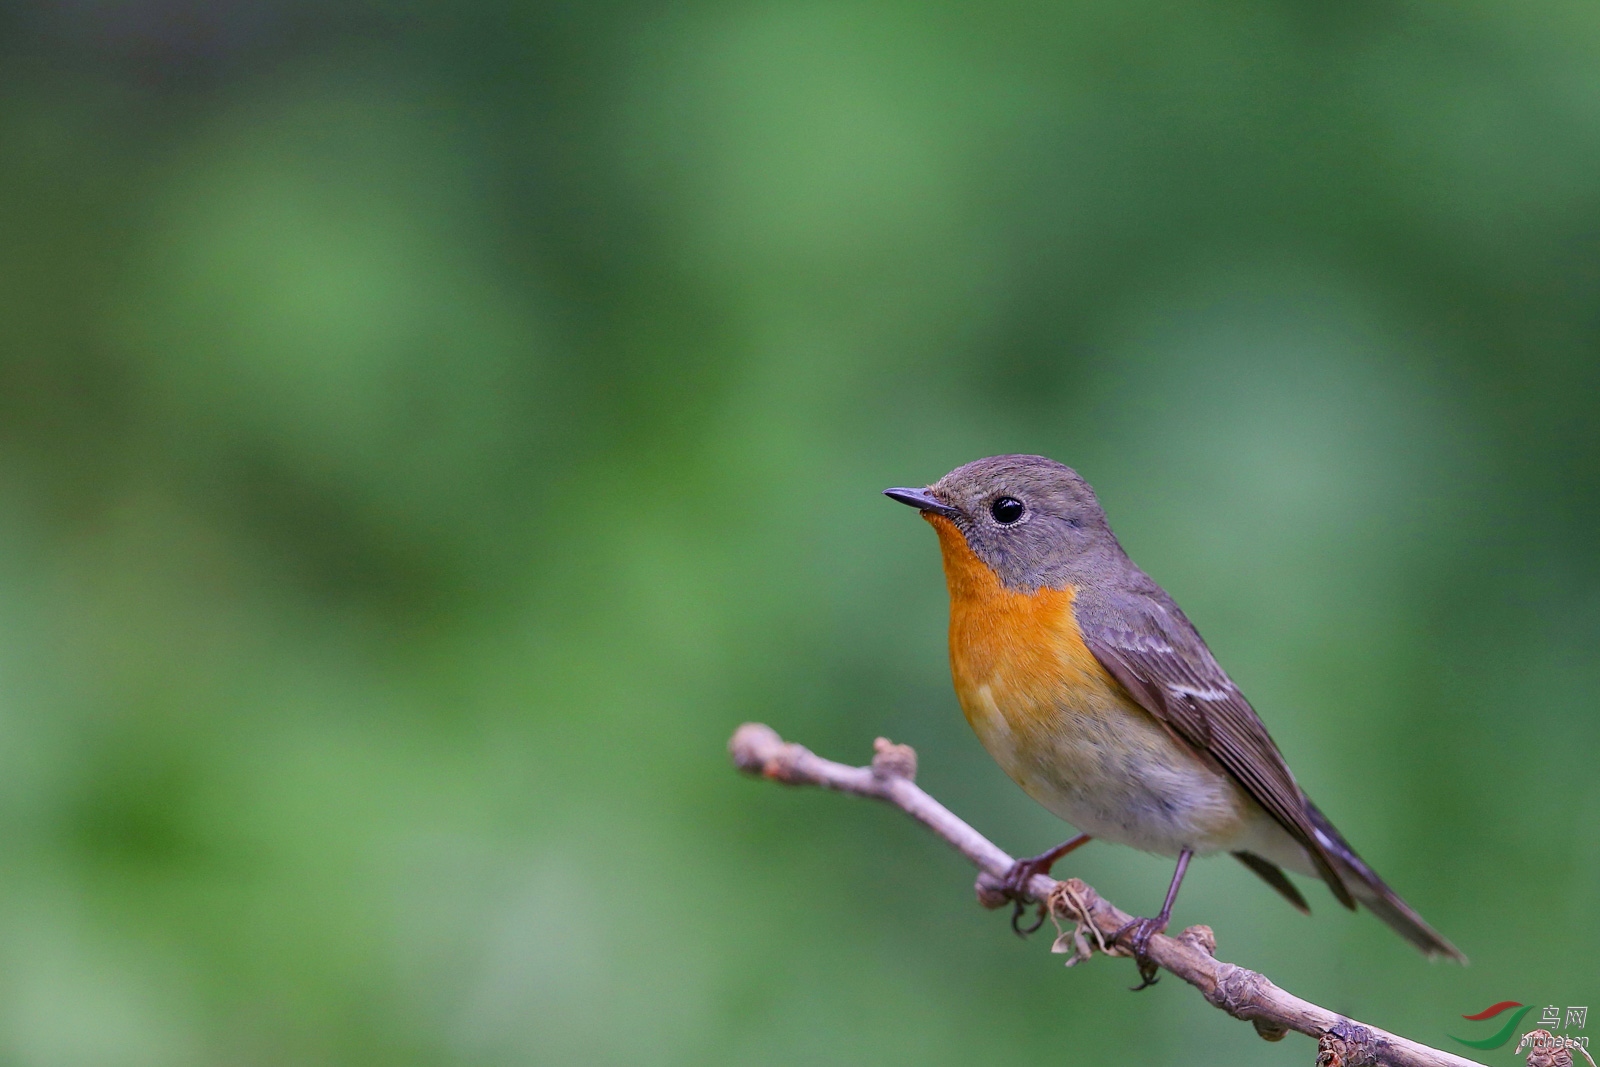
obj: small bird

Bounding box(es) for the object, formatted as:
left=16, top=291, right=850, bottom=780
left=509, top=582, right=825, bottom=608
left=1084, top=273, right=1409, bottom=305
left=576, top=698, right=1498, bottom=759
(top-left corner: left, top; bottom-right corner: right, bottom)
left=885, top=455, right=1464, bottom=985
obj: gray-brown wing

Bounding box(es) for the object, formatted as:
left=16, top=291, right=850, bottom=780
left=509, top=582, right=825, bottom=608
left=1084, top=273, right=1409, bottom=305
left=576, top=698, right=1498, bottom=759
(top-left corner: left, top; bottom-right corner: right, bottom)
left=1081, top=607, right=1356, bottom=910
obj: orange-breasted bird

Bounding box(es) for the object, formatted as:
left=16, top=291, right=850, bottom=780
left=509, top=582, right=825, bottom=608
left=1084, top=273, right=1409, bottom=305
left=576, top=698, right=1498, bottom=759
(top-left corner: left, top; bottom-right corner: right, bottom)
left=886, top=454, right=1464, bottom=985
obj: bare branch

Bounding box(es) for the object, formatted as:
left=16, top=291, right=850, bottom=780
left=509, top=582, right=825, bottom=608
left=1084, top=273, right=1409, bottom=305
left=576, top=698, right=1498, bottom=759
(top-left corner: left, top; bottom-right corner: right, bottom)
left=730, top=722, right=1487, bottom=1067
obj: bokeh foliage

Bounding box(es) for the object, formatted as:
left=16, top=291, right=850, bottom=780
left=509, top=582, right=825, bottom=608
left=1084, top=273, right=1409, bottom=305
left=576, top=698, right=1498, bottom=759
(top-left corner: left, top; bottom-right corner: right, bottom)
left=0, top=1, right=1597, bottom=1064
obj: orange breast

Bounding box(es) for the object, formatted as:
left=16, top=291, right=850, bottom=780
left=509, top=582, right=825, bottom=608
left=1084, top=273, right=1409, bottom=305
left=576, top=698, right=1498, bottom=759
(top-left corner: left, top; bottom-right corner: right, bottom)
left=925, top=514, right=1118, bottom=751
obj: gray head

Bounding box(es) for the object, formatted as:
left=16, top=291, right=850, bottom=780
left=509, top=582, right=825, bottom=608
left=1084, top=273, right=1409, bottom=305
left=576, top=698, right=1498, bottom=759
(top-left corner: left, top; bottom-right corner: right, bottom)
left=884, top=455, right=1122, bottom=591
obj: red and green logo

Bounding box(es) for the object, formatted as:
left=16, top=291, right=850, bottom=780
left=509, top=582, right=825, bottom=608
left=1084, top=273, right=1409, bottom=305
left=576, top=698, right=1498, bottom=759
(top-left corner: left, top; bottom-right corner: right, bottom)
left=1451, top=1001, right=1535, bottom=1050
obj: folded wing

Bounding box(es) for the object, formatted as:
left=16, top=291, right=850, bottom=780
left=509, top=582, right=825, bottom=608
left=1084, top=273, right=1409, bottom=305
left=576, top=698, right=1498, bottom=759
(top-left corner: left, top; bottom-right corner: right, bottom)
left=1079, top=596, right=1356, bottom=910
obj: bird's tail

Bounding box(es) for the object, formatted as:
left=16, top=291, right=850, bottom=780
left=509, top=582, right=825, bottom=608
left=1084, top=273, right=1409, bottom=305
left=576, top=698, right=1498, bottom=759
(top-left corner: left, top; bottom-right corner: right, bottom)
left=1304, top=801, right=1468, bottom=964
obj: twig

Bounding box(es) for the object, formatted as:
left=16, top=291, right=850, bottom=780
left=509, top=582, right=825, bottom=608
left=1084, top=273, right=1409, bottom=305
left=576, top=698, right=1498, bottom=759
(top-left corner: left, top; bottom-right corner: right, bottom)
left=729, top=722, right=1487, bottom=1067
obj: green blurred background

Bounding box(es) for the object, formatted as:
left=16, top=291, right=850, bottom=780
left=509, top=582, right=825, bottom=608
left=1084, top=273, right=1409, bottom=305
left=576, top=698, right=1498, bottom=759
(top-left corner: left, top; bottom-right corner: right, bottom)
left=0, top=1, right=1596, bottom=1064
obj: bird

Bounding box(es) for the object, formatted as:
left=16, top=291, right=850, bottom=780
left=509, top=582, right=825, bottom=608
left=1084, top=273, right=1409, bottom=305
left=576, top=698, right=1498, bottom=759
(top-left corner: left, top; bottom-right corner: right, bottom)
left=884, top=454, right=1465, bottom=986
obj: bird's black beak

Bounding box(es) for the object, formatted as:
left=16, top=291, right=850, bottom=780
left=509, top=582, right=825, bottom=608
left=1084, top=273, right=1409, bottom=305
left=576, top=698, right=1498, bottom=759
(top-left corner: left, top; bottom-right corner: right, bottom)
left=883, top=487, right=960, bottom=519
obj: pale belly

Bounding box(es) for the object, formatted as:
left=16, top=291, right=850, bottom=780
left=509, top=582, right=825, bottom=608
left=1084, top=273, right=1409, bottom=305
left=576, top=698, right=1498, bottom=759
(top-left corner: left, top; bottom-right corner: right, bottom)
left=959, top=679, right=1268, bottom=859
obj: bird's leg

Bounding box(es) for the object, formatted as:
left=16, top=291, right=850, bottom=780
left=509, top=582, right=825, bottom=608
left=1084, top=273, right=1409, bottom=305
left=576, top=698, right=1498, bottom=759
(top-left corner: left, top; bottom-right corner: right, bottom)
left=1000, top=833, right=1092, bottom=937
left=1113, top=848, right=1192, bottom=990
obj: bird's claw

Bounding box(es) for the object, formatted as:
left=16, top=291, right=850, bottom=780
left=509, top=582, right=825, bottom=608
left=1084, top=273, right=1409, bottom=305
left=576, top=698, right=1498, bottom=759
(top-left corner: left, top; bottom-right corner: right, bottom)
left=1111, top=915, right=1167, bottom=990
left=999, top=855, right=1053, bottom=938
left=1010, top=898, right=1047, bottom=937
left=992, top=835, right=1094, bottom=938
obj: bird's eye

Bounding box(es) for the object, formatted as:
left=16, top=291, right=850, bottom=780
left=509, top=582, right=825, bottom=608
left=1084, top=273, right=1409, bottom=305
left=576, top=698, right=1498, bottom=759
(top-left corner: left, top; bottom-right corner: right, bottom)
left=990, top=497, right=1024, bottom=524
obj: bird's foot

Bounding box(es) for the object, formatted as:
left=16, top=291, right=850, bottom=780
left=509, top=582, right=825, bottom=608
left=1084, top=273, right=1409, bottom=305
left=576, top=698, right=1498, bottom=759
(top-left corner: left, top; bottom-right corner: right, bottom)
left=998, top=853, right=1054, bottom=937
left=1111, top=915, right=1167, bottom=990
left=996, top=834, right=1093, bottom=938
left=1111, top=848, right=1189, bottom=990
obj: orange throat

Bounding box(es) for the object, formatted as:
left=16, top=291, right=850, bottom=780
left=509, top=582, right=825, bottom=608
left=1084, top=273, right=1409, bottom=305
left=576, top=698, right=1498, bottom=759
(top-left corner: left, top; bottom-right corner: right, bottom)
left=924, top=513, right=1114, bottom=742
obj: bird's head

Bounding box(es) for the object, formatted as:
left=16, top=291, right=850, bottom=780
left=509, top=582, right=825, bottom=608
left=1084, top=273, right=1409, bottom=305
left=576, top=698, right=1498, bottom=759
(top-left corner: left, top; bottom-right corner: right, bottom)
left=884, top=454, right=1116, bottom=592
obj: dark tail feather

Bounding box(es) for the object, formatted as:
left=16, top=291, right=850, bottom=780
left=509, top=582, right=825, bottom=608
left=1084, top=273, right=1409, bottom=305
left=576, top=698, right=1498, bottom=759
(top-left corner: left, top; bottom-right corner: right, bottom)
left=1234, top=851, right=1311, bottom=914
left=1304, top=801, right=1468, bottom=964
